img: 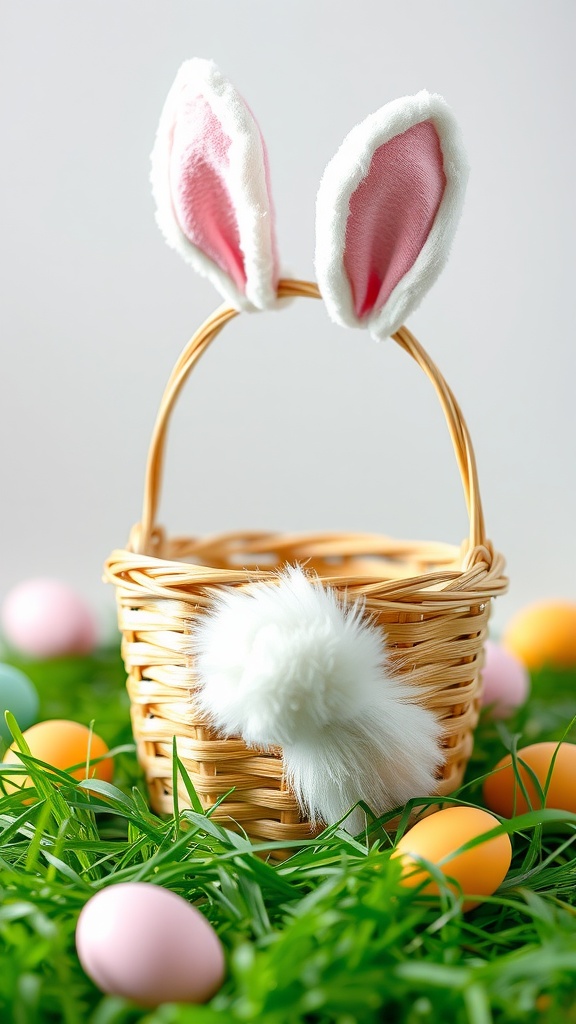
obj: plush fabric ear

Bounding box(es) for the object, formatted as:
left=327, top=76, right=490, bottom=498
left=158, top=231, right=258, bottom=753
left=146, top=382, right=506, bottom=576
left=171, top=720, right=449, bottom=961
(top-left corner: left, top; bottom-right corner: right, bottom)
left=315, top=91, right=468, bottom=340
left=151, top=59, right=279, bottom=310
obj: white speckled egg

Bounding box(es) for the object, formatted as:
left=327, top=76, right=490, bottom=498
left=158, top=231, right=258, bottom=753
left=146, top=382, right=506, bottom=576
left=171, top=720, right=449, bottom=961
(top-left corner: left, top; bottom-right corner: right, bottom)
left=480, top=640, right=530, bottom=718
left=75, top=882, right=225, bottom=1007
left=1, top=579, right=97, bottom=658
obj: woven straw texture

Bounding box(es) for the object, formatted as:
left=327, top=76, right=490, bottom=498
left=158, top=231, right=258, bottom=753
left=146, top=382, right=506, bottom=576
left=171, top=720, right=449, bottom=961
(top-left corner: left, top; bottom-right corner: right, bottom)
left=104, top=279, right=508, bottom=845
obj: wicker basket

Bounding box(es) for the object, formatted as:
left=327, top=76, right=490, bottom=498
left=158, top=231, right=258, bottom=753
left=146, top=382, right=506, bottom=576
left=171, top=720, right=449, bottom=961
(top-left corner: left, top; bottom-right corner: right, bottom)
left=104, top=279, right=508, bottom=844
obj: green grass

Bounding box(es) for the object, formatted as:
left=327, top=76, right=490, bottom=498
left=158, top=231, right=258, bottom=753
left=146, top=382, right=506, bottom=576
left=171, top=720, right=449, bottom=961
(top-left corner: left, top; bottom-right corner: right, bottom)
left=0, top=647, right=575, bottom=1023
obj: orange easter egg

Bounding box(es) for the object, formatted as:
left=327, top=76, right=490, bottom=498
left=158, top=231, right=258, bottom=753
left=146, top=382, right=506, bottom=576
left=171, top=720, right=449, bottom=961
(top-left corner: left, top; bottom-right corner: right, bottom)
left=502, top=601, right=576, bottom=670
left=393, top=806, right=511, bottom=911
left=483, top=742, right=576, bottom=818
left=3, top=719, right=113, bottom=795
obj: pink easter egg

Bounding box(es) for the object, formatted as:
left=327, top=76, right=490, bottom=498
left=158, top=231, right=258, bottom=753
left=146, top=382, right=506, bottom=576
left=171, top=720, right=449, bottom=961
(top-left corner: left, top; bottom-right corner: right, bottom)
left=76, top=882, right=225, bottom=1006
left=1, top=579, right=97, bottom=658
left=480, top=640, right=530, bottom=718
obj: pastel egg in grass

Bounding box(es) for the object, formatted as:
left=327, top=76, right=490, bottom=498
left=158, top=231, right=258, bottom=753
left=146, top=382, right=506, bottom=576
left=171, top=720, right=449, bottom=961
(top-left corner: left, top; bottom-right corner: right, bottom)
left=483, top=742, right=576, bottom=818
left=2, top=719, right=113, bottom=795
left=76, top=883, right=225, bottom=1006
left=480, top=640, right=530, bottom=719
left=393, top=806, right=512, bottom=912
left=502, top=600, right=576, bottom=671
left=0, top=664, right=39, bottom=745
left=1, top=578, right=97, bottom=659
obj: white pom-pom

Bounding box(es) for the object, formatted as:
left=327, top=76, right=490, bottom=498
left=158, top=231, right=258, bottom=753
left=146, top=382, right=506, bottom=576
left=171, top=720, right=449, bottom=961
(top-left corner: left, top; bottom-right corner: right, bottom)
left=191, top=567, right=442, bottom=830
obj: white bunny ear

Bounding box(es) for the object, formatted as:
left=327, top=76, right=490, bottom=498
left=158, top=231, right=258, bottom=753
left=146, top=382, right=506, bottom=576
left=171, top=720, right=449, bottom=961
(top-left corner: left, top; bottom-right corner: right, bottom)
left=315, top=91, right=469, bottom=340
left=151, top=59, right=279, bottom=311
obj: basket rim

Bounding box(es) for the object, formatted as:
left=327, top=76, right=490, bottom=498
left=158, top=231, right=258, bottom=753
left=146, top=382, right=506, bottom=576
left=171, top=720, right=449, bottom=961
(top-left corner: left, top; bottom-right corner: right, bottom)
left=104, top=525, right=508, bottom=609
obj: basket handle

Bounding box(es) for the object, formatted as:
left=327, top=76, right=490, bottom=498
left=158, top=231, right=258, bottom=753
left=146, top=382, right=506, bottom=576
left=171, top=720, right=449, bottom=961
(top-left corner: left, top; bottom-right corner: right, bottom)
left=131, top=279, right=488, bottom=564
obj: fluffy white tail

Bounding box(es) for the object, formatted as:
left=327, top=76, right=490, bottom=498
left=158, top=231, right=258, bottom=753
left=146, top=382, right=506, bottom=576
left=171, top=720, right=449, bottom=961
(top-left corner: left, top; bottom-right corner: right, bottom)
left=191, top=566, right=442, bottom=831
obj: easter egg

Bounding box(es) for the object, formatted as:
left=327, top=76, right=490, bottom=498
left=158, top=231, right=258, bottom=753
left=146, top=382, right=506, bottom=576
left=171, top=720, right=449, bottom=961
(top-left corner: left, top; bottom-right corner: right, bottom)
left=483, top=742, right=576, bottom=818
left=0, top=664, right=39, bottom=744
left=502, top=601, right=576, bottom=670
left=2, top=719, right=113, bottom=794
left=76, top=882, right=225, bottom=1006
left=480, top=641, right=530, bottom=718
left=1, top=578, right=97, bottom=658
left=393, top=806, right=512, bottom=911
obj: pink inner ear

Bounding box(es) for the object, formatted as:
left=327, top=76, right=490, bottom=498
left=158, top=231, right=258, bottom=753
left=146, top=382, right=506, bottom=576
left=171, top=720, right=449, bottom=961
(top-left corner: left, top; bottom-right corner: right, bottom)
left=343, top=120, right=446, bottom=319
left=170, top=93, right=247, bottom=291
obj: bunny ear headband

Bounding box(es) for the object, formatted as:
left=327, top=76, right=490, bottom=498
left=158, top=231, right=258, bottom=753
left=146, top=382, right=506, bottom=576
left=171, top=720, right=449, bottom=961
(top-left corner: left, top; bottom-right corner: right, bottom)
left=151, top=57, right=468, bottom=339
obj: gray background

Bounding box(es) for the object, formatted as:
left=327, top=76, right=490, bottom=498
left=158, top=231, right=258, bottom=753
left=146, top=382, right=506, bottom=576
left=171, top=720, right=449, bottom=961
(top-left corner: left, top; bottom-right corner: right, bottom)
left=1, top=0, right=574, bottom=639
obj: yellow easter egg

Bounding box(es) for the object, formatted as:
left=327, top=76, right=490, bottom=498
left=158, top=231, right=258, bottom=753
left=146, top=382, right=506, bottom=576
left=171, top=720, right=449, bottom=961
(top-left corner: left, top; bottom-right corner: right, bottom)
left=502, top=601, right=576, bottom=670
left=393, top=806, right=511, bottom=911
left=483, top=742, right=576, bottom=818
left=3, top=719, right=113, bottom=796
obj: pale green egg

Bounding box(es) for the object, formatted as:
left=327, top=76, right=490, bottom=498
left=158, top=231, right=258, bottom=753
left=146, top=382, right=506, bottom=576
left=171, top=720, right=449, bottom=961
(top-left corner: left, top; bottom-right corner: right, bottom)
left=0, top=664, right=39, bottom=744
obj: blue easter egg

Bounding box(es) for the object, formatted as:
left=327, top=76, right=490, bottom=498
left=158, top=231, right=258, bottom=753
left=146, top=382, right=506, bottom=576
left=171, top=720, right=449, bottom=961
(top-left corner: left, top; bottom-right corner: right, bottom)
left=0, top=664, right=39, bottom=744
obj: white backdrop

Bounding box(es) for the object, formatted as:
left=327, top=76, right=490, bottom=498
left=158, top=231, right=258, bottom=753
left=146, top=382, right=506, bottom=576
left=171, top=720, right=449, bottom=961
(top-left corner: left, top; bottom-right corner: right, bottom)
left=0, top=0, right=574, bottom=637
